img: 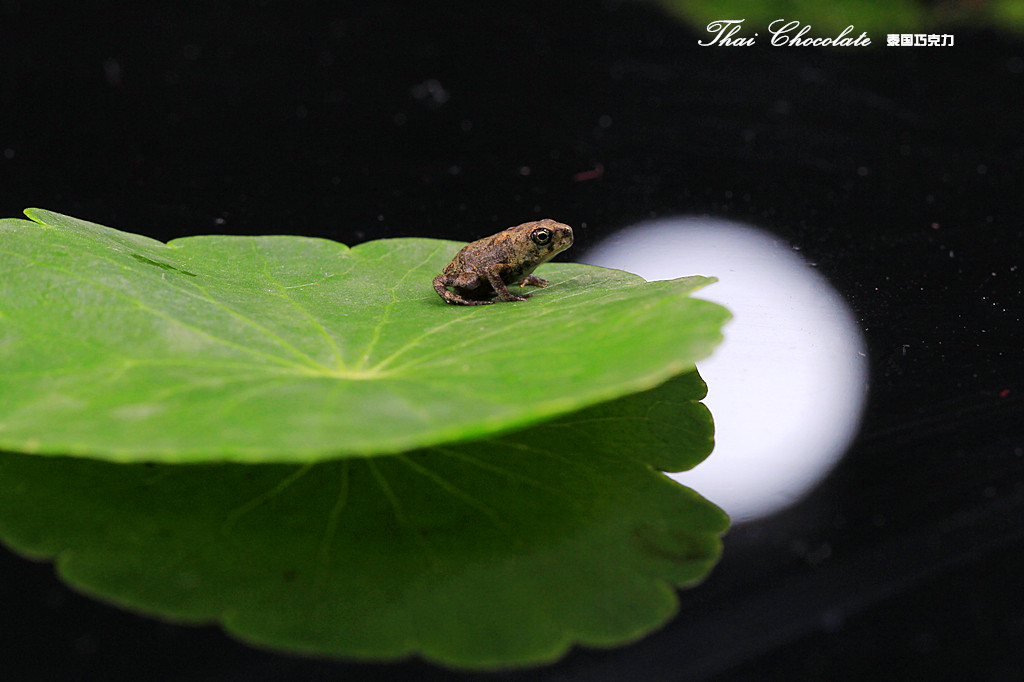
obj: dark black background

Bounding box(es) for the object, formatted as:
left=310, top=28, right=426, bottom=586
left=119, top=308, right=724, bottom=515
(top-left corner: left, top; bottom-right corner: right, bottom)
left=2, top=2, right=1023, bottom=680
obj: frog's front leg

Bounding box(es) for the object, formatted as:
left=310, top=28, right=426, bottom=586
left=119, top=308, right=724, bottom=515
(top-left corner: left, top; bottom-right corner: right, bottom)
left=484, top=269, right=530, bottom=302
left=519, top=274, right=549, bottom=288
left=433, top=273, right=494, bottom=306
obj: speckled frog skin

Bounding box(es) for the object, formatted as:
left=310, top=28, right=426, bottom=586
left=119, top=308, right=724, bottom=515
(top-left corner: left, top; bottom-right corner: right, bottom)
left=433, top=219, right=574, bottom=305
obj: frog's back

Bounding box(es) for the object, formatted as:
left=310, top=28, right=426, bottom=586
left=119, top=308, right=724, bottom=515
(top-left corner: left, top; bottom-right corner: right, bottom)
left=444, top=233, right=505, bottom=274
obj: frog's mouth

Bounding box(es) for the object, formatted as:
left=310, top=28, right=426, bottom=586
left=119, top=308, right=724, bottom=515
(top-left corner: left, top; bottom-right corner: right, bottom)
left=558, top=230, right=574, bottom=252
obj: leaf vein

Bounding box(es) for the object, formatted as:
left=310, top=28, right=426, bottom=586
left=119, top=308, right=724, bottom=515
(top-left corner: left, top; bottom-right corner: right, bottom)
left=250, top=240, right=347, bottom=370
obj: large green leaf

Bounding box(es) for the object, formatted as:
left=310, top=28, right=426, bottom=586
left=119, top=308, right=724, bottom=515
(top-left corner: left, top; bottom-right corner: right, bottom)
left=0, top=372, right=726, bottom=668
left=0, top=209, right=729, bottom=463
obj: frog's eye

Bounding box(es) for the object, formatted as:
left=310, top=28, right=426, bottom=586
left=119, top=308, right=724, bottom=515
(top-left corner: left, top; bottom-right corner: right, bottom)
left=531, top=228, right=552, bottom=246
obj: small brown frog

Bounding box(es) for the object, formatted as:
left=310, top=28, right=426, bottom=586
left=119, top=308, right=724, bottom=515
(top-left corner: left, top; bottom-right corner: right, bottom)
left=433, top=219, right=574, bottom=305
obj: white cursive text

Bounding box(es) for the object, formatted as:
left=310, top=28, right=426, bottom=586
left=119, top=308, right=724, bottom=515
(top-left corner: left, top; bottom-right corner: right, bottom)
left=699, top=20, right=756, bottom=47
left=768, top=20, right=870, bottom=47
left=698, top=19, right=872, bottom=47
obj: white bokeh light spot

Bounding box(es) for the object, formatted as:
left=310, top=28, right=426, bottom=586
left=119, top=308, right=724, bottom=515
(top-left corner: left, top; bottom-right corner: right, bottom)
left=582, top=217, right=868, bottom=522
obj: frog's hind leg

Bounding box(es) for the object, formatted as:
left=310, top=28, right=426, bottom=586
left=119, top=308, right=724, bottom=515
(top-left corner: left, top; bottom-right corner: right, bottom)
left=433, top=273, right=493, bottom=306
